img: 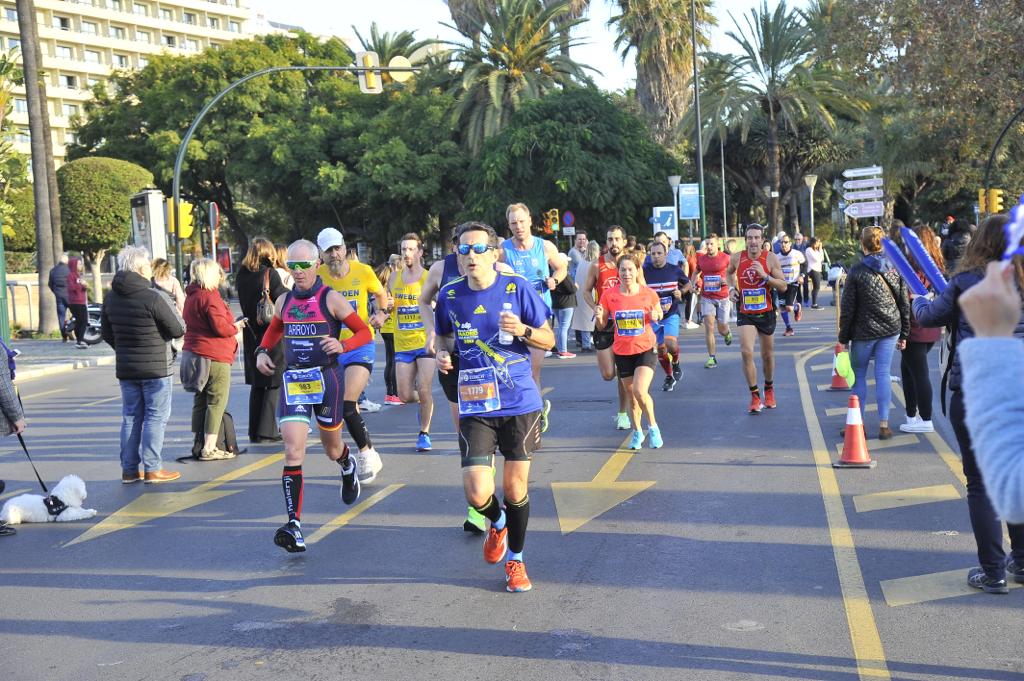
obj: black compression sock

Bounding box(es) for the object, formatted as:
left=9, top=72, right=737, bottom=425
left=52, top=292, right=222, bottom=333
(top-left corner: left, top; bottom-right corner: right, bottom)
left=343, top=400, right=373, bottom=450
left=473, top=495, right=503, bottom=524
left=765, top=380, right=774, bottom=389
left=282, top=465, right=303, bottom=522
left=749, top=385, right=760, bottom=395
left=504, top=495, right=530, bottom=554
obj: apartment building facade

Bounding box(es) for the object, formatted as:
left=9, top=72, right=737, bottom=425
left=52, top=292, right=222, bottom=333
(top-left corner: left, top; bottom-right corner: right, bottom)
left=0, top=0, right=253, bottom=163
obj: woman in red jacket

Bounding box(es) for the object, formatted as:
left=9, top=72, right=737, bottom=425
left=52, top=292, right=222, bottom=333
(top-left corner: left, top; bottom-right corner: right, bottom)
left=183, top=258, right=245, bottom=460
left=67, top=257, right=89, bottom=349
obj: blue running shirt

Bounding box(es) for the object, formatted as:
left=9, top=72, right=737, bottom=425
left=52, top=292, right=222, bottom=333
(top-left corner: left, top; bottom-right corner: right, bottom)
left=434, top=273, right=548, bottom=417
left=501, top=237, right=552, bottom=309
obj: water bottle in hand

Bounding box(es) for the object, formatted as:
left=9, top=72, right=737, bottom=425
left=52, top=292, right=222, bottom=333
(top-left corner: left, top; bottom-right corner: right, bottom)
left=499, top=303, right=514, bottom=345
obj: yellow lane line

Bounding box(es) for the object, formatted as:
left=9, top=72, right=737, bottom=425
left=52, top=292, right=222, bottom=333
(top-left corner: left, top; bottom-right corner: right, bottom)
left=880, top=568, right=1022, bottom=607
left=852, top=484, right=961, bottom=513
left=305, top=484, right=404, bottom=546
left=22, top=388, right=69, bottom=400
left=592, top=434, right=634, bottom=484
left=192, top=452, right=284, bottom=494
left=80, top=395, right=120, bottom=408
left=797, top=345, right=890, bottom=680
left=834, top=434, right=918, bottom=457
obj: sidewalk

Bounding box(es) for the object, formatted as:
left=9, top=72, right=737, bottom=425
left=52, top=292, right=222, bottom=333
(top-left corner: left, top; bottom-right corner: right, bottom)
left=7, top=338, right=116, bottom=382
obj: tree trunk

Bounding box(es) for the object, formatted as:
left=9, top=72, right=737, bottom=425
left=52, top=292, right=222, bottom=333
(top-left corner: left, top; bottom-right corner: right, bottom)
left=86, top=249, right=105, bottom=304
left=17, top=0, right=56, bottom=333
left=768, top=114, right=782, bottom=232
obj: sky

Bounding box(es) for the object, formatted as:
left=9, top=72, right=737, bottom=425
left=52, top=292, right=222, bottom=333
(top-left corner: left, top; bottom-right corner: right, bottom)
left=250, top=0, right=795, bottom=92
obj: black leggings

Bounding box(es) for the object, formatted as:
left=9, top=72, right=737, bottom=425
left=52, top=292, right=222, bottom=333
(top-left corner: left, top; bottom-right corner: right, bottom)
left=808, top=270, right=822, bottom=306
left=899, top=341, right=934, bottom=420
left=382, top=332, right=397, bottom=397
left=69, top=303, right=87, bottom=343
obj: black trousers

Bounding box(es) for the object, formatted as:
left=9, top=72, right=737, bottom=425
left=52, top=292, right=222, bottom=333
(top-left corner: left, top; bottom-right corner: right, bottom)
left=248, top=385, right=280, bottom=441
left=382, top=332, right=397, bottom=396
left=808, top=271, right=822, bottom=306
left=949, top=390, right=1024, bottom=577
left=899, top=341, right=934, bottom=420
left=69, top=303, right=87, bottom=343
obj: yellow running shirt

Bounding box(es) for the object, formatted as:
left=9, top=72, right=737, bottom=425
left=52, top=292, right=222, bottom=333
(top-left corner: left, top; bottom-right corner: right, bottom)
left=317, top=261, right=385, bottom=341
left=390, top=268, right=428, bottom=352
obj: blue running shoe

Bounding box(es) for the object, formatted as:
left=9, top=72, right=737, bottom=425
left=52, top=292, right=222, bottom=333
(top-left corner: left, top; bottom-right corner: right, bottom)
left=274, top=520, right=306, bottom=553
left=416, top=432, right=432, bottom=451
left=628, top=429, right=644, bottom=450
left=648, top=425, right=663, bottom=449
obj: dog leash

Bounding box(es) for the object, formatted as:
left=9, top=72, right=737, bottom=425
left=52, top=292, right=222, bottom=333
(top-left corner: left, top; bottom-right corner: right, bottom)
left=16, top=433, right=49, bottom=494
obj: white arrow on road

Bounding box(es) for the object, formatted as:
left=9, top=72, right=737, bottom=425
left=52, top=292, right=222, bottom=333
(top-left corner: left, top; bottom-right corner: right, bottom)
left=842, top=177, right=884, bottom=190
left=843, top=188, right=884, bottom=201
left=843, top=165, right=883, bottom=178
left=844, top=201, right=885, bottom=219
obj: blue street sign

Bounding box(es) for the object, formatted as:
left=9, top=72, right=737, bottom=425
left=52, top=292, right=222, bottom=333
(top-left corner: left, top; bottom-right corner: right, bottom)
left=652, top=206, right=676, bottom=235
left=678, top=183, right=700, bottom=220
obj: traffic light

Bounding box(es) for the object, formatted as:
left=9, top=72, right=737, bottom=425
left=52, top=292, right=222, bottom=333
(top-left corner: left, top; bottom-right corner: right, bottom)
left=978, top=188, right=988, bottom=214
left=546, top=209, right=560, bottom=233
left=988, top=188, right=1005, bottom=214
left=355, top=51, right=382, bottom=94
left=166, top=198, right=194, bottom=239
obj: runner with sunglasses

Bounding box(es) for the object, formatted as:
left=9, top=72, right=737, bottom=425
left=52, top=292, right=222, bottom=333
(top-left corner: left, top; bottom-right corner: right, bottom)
left=389, top=233, right=435, bottom=452
left=435, top=222, right=554, bottom=592
left=255, top=239, right=373, bottom=553
left=499, top=203, right=566, bottom=433
left=315, top=227, right=387, bottom=484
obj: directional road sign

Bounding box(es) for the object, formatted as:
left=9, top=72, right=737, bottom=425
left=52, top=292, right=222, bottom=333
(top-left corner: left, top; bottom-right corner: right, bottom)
left=844, top=201, right=884, bottom=219
left=843, top=188, right=884, bottom=201
left=843, top=177, right=884, bottom=191
left=843, top=165, right=883, bottom=178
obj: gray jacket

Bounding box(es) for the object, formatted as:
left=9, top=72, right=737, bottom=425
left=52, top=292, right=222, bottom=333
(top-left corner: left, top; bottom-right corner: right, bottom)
left=0, top=344, right=23, bottom=436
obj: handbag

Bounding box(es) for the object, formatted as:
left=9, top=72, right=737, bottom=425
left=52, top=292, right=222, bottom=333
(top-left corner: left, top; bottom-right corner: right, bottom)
left=255, top=268, right=276, bottom=326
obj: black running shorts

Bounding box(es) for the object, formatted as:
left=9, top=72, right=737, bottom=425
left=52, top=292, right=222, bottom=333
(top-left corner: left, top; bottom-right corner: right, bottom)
left=459, top=411, right=542, bottom=468
left=437, top=352, right=460, bottom=404
left=737, top=310, right=777, bottom=336
left=614, top=348, right=658, bottom=379
left=783, top=284, right=800, bottom=307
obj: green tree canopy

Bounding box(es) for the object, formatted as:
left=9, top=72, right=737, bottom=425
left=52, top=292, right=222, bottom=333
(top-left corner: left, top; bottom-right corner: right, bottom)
left=2, top=185, right=36, bottom=252
left=465, top=87, right=678, bottom=234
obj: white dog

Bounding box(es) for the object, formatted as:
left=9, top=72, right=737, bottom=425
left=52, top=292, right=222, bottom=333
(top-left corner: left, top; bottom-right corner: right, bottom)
left=0, top=474, right=97, bottom=525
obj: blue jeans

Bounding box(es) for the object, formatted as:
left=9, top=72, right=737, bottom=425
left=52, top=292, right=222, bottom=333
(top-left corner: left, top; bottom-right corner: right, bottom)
left=850, top=334, right=898, bottom=423
left=119, top=376, right=173, bottom=473
left=56, top=298, right=68, bottom=337
left=553, top=307, right=574, bottom=354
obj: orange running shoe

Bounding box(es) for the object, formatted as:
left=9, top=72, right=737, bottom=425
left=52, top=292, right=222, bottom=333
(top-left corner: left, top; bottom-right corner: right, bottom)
left=748, top=394, right=763, bottom=414
left=483, top=526, right=508, bottom=564
left=764, top=386, right=777, bottom=409
left=505, top=560, right=533, bottom=592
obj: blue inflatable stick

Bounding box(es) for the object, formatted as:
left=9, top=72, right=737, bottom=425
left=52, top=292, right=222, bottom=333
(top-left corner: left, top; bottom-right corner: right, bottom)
left=882, top=238, right=928, bottom=296
left=900, top=227, right=948, bottom=293
left=1003, top=195, right=1024, bottom=260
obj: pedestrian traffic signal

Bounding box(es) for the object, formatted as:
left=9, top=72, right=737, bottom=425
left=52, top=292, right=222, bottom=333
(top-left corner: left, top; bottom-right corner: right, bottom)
left=355, top=51, right=382, bottom=94
left=988, top=188, right=1005, bottom=214
left=166, top=198, right=194, bottom=239
left=546, top=209, right=560, bottom=233
left=978, top=188, right=987, bottom=214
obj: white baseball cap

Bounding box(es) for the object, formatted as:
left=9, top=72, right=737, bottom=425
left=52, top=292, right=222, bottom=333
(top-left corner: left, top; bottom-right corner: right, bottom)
left=317, top=227, right=344, bottom=251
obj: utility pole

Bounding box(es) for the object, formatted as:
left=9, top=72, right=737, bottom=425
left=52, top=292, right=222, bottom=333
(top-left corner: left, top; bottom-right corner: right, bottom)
left=690, top=0, right=706, bottom=238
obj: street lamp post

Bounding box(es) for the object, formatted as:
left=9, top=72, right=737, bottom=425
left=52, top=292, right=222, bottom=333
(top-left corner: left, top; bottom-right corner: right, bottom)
left=668, top=174, right=681, bottom=241
left=690, top=0, right=707, bottom=238
left=803, top=174, right=818, bottom=238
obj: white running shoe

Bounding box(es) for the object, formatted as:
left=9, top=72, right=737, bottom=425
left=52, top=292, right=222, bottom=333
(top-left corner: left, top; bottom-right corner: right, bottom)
left=899, top=415, right=921, bottom=432
left=900, top=417, right=935, bottom=433
left=355, top=447, right=383, bottom=484
left=358, top=398, right=382, bottom=413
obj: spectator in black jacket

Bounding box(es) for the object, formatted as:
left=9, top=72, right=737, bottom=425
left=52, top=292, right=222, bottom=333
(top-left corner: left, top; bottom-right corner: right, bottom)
left=838, top=226, right=910, bottom=440
left=101, top=245, right=185, bottom=484
left=48, top=253, right=70, bottom=342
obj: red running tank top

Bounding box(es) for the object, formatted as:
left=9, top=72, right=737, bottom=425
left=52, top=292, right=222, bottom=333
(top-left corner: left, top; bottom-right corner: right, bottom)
left=596, top=256, right=619, bottom=294
left=736, top=251, right=773, bottom=314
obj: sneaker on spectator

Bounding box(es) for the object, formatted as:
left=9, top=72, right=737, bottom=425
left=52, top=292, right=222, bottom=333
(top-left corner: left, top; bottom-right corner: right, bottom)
left=384, top=395, right=403, bottom=406
left=557, top=351, right=576, bottom=359
left=358, top=397, right=382, bottom=413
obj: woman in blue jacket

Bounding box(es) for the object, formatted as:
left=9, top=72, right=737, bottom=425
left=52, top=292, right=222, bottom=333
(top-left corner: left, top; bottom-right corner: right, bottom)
left=913, top=214, right=1024, bottom=594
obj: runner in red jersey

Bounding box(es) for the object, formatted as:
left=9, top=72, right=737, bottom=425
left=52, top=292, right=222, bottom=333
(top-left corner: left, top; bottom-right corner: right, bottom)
left=726, top=224, right=787, bottom=414
left=583, top=225, right=631, bottom=429
left=695, top=234, right=734, bottom=369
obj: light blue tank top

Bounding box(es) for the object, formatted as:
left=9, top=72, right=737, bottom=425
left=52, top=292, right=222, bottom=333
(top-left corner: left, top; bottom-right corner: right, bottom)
left=501, top=237, right=552, bottom=308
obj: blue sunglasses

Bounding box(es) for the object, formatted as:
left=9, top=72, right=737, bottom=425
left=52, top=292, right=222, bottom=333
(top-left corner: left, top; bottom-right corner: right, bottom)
left=457, top=243, right=496, bottom=255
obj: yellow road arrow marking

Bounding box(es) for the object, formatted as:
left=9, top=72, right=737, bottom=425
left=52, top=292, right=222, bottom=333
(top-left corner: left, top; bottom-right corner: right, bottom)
left=65, top=452, right=284, bottom=547
left=550, top=436, right=655, bottom=534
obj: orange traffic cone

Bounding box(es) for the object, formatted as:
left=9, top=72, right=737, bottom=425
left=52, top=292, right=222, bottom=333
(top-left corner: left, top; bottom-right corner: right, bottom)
left=834, top=395, right=875, bottom=468
left=829, top=343, right=851, bottom=390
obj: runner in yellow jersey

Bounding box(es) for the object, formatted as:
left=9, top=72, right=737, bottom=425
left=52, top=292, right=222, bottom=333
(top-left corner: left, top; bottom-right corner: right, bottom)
left=316, top=227, right=388, bottom=483
left=389, top=232, right=435, bottom=451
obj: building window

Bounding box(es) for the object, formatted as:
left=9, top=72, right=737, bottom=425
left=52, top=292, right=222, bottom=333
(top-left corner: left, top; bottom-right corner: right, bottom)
left=114, top=54, right=129, bottom=68
left=84, top=49, right=101, bottom=64
left=208, top=17, right=219, bottom=29
left=63, top=103, right=79, bottom=118
left=110, top=0, right=123, bottom=9
left=55, top=45, right=74, bottom=60
left=110, top=26, right=126, bottom=39
left=186, top=38, right=199, bottom=52
left=52, top=16, right=72, bottom=31
left=9, top=37, right=19, bottom=50
left=133, top=3, right=148, bottom=16
left=4, top=8, right=17, bottom=22
left=60, top=74, right=77, bottom=89
left=87, top=77, right=102, bottom=88
left=163, top=35, right=176, bottom=48
left=209, top=42, right=220, bottom=50
left=14, top=98, right=27, bottom=114
left=66, top=131, right=78, bottom=145
left=136, top=30, right=150, bottom=43
left=160, top=8, right=173, bottom=21
left=81, top=21, right=98, bottom=35
left=183, top=12, right=196, bottom=25
left=138, top=56, right=148, bottom=68
left=228, top=20, right=240, bottom=33
left=16, top=128, right=30, bottom=144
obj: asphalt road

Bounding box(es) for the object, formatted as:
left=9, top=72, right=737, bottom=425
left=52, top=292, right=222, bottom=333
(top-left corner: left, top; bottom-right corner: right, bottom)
left=2, top=299, right=1022, bottom=681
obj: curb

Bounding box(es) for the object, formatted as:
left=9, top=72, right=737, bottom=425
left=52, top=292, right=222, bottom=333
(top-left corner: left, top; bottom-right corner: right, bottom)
left=15, top=355, right=116, bottom=382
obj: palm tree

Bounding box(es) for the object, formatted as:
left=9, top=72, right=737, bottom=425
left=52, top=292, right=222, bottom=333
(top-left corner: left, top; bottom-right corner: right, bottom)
left=444, top=0, right=495, bottom=48
left=610, top=0, right=714, bottom=144
left=446, top=0, right=593, bottom=154
left=694, top=0, right=867, bottom=230
left=546, top=0, right=590, bottom=57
